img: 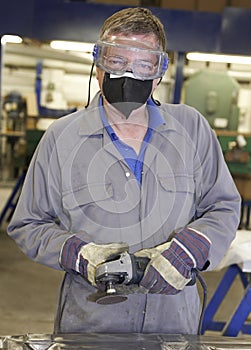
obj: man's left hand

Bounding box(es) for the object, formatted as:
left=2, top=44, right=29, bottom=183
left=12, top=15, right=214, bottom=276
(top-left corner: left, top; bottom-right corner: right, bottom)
left=134, top=228, right=211, bottom=295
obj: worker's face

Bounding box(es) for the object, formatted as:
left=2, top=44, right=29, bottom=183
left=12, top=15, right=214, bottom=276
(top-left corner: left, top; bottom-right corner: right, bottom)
left=96, top=34, right=163, bottom=89
left=95, top=34, right=166, bottom=117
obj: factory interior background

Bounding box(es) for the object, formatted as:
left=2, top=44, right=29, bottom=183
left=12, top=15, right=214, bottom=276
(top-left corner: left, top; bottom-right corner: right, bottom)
left=1, top=0, right=251, bottom=340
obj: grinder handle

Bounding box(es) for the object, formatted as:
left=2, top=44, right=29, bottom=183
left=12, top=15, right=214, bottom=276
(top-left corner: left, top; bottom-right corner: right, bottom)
left=129, top=255, right=150, bottom=284
left=129, top=255, right=198, bottom=287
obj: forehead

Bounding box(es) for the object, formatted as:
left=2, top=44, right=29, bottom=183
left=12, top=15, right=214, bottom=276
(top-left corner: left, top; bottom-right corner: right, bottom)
left=103, top=34, right=160, bottom=61
left=105, top=33, right=160, bottom=49
left=105, top=47, right=156, bottom=62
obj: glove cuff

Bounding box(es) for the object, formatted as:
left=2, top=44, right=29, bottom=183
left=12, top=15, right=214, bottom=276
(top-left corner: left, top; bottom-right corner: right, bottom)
left=60, top=235, right=87, bottom=274
left=174, top=227, right=211, bottom=270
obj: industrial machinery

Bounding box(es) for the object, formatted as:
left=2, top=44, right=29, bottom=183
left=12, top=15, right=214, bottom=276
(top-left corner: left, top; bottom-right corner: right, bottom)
left=217, top=132, right=251, bottom=175
left=217, top=131, right=251, bottom=229
left=184, top=70, right=251, bottom=215
left=1, top=91, right=27, bottom=180
left=184, top=70, right=240, bottom=131
left=2, top=91, right=27, bottom=133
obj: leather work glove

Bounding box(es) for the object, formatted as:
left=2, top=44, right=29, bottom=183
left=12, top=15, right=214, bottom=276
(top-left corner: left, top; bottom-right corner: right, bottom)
left=134, top=228, right=211, bottom=295
left=60, top=236, right=128, bottom=286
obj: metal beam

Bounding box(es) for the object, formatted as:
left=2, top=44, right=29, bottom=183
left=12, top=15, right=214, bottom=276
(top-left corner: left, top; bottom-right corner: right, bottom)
left=172, top=52, right=185, bottom=104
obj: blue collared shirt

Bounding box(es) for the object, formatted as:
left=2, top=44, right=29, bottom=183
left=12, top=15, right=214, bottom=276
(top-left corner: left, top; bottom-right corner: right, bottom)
left=99, top=96, right=165, bottom=185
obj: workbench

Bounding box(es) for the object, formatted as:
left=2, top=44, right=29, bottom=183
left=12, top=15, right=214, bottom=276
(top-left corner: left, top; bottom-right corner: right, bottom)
left=1, top=333, right=251, bottom=349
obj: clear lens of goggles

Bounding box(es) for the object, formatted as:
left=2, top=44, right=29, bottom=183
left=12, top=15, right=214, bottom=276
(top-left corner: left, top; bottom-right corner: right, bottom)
left=93, top=40, right=168, bottom=80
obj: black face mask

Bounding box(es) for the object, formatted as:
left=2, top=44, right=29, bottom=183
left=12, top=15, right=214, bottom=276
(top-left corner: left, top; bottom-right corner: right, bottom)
left=102, top=72, right=153, bottom=118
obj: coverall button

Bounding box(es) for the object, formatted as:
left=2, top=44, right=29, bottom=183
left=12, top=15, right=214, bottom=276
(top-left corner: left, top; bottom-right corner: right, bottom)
left=125, top=171, right=130, bottom=177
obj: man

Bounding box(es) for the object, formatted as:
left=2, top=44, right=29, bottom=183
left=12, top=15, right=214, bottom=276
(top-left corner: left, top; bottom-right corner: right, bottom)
left=8, top=7, right=241, bottom=334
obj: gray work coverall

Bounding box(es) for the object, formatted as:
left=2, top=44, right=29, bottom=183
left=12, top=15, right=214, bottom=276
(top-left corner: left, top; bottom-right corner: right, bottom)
left=8, top=93, right=241, bottom=334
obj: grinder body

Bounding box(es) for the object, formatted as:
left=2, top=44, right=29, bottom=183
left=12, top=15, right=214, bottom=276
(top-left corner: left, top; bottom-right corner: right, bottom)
left=95, top=252, right=149, bottom=301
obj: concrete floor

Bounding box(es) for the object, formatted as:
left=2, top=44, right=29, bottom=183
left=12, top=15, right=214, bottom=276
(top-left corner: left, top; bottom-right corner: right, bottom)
left=0, top=185, right=250, bottom=338
left=0, top=185, right=63, bottom=336
left=0, top=225, right=63, bottom=336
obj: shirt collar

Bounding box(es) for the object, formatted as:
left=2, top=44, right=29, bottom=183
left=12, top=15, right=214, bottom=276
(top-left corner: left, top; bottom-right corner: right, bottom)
left=99, top=95, right=165, bottom=131
left=147, top=98, right=166, bottom=129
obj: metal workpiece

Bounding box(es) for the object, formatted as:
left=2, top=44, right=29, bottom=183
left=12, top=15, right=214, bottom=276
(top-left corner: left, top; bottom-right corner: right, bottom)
left=1, top=333, right=251, bottom=350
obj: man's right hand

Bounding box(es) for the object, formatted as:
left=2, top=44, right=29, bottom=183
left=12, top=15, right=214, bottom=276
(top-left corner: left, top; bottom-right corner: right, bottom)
left=79, top=242, right=129, bottom=286
left=60, top=236, right=128, bottom=286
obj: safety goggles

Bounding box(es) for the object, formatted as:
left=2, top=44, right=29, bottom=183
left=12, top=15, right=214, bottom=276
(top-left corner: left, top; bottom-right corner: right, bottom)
left=93, top=40, right=168, bottom=80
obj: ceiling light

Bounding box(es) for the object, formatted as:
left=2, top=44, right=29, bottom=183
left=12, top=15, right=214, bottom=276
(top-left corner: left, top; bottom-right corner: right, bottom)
left=186, top=52, right=251, bottom=65
left=1, top=35, right=23, bottom=45
left=50, top=40, right=94, bottom=52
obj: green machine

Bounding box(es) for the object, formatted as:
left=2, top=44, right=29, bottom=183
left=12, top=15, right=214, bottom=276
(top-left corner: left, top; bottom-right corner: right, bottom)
left=184, top=70, right=251, bottom=202
left=184, top=70, right=240, bottom=131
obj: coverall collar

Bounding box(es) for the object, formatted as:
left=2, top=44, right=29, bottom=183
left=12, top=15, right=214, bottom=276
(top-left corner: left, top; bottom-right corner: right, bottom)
left=78, top=92, right=177, bottom=136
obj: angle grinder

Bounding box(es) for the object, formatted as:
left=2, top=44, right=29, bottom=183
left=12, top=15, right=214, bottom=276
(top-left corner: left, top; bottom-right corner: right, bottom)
left=95, top=251, right=149, bottom=305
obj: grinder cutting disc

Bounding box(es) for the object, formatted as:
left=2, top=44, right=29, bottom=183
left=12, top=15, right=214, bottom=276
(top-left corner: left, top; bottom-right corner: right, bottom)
left=96, top=294, right=128, bottom=305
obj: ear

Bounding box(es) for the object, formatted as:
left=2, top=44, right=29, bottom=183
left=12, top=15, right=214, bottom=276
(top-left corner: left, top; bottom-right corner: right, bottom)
left=96, top=67, right=105, bottom=92
left=95, top=67, right=100, bottom=80
left=152, top=78, right=160, bottom=91
left=96, top=67, right=103, bottom=80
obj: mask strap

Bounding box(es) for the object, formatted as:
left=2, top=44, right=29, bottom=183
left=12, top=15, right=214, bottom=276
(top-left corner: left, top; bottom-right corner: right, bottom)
left=151, top=95, right=161, bottom=106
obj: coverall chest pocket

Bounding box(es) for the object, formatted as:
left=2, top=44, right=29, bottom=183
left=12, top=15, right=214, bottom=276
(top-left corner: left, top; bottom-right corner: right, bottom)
left=157, top=174, right=196, bottom=229
left=158, top=175, right=195, bottom=193
left=62, top=183, right=116, bottom=232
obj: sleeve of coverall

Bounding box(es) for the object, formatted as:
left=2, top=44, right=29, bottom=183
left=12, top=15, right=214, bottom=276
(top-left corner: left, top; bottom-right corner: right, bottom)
left=7, top=128, right=77, bottom=270
left=187, top=108, right=241, bottom=269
